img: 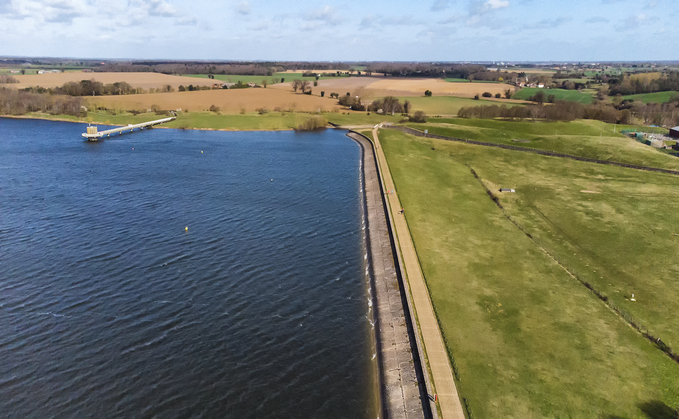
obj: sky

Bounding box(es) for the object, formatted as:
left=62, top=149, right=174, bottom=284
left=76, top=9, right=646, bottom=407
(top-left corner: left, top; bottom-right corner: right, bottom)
left=0, top=0, right=676, bottom=62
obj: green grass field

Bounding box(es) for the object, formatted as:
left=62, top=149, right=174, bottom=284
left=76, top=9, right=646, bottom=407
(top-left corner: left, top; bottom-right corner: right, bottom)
left=621, top=91, right=679, bottom=104
left=380, top=128, right=679, bottom=418
left=406, top=119, right=679, bottom=171
left=513, top=88, right=594, bottom=104
left=385, top=96, right=521, bottom=116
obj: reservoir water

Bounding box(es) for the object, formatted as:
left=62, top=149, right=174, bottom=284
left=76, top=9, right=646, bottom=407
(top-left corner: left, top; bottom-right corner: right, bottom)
left=0, top=118, right=376, bottom=418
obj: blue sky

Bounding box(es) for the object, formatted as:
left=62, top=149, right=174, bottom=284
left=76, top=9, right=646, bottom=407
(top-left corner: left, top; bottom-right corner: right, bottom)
left=0, top=0, right=676, bottom=61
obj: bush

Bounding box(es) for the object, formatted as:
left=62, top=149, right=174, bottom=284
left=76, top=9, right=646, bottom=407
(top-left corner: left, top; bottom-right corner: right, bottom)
left=313, top=81, right=318, bottom=87
left=256, top=107, right=269, bottom=115
left=474, top=94, right=480, bottom=100
left=304, top=89, right=312, bottom=95
left=424, top=90, right=432, bottom=97
left=209, top=104, right=220, bottom=112
left=330, top=92, right=339, bottom=99
left=482, top=92, right=492, bottom=98
left=504, top=89, right=513, bottom=99
left=295, top=116, right=328, bottom=131
left=495, top=93, right=501, bottom=98
left=411, top=110, right=427, bottom=123
left=320, top=91, right=325, bottom=97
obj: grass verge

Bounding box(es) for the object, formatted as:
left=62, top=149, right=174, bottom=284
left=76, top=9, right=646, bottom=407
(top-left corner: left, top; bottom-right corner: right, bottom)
left=380, top=128, right=679, bottom=418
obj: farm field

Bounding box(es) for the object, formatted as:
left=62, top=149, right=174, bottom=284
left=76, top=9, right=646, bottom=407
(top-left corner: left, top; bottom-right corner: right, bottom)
left=444, top=78, right=502, bottom=83
left=185, top=72, right=351, bottom=84
left=87, top=88, right=340, bottom=114
left=622, top=91, right=679, bottom=104
left=366, top=78, right=513, bottom=98
left=406, top=119, right=679, bottom=170
left=379, top=128, right=679, bottom=418
left=513, top=87, right=594, bottom=104
left=390, top=96, right=523, bottom=116
left=8, top=71, right=219, bottom=90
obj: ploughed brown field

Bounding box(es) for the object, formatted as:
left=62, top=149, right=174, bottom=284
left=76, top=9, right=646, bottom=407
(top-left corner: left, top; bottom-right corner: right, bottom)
left=88, top=88, right=342, bottom=113
left=276, top=77, right=515, bottom=98
left=10, top=72, right=219, bottom=90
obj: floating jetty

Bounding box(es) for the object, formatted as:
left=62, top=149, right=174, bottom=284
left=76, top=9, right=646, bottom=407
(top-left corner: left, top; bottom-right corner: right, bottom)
left=82, top=117, right=176, bottom=141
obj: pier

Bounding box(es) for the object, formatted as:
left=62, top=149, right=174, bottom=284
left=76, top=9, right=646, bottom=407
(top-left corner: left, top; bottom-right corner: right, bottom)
left=82, top=117, right=176, bottom=141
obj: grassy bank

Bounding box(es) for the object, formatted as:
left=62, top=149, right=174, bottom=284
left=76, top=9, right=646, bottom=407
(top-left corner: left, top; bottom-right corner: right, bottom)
left=15, top=110, right=402, bottom=131
left=380, top=128, right=679, bottom=418
left=406, top=119, right=679, bottom=171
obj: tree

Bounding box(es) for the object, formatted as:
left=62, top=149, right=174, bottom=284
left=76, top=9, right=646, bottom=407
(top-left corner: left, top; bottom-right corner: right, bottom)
left=292, top=80, right=301, bottom=92
left=495, top=93, right=501, bottom=98
left=20, top=69, right=25, bottom=75
left=424, top=90, right=432, bottom=97
left=482, top=92, right=492, bottom=98
left=300, top=80, right=310, bottom=93
left=262, top=79, right=268, bottom=88
left=281, top=78, right=285, bottom=83
left=411, top=111, right=427, bottom=123
left=403, top=100, right=411, bottom=114
left=320, top=91, right=325, bottom=97
left=504, top=89, right=513, bottom=99
left=313, top=81, right=318, bottom=87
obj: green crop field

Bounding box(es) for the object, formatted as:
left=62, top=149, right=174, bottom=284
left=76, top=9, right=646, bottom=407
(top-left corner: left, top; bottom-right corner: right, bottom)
left=406, top=119, right=679, bottom=171
left=513, top=87, right=594, bottom=104
left=383, top=96, right=521, bottom=116
left=622, top=91, right=679, bottom=104
left=380, top=128, right=679, bottom=418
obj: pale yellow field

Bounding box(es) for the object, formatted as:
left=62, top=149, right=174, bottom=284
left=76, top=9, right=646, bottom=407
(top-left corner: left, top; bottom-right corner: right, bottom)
left=11, top=72, right=219, bottom=90
left=363, top=78, right=514, bottom=98
left=88, top=88, right=341, bottom=113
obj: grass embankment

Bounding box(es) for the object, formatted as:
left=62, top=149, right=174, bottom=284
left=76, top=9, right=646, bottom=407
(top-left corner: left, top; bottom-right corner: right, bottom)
left=406, top=119, right=679, bottom=171
left=21, top=110, right=402, bottom=131
left=380, top=128, right=679, bottom=418
left=513, top=88, right=594, bottom=104
left=621, top=91, right=679, bottom=104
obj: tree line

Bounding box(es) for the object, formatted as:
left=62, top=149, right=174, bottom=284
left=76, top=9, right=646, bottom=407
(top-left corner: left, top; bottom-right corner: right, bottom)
left=21, top=79, right=172, bottom=96
left=607, top=72, right=679, bottom=96
left=457, top=100, right=679, bottom=126
left=0, top=87, right=85, bottom=117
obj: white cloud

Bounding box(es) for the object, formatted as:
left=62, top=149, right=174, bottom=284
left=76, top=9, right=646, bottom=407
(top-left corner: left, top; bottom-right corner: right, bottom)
left=485, top=0, right=509, bottom=10
left=304, top=5, right=342, bottom=25
left=431, top=0, right=453, bottom=11
left=237, top=1, right=251, bottom=15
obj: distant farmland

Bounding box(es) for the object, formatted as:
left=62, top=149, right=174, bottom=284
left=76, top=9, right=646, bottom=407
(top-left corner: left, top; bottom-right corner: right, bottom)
left=622, top=91, right=679, bottom=104
left=513, top=87, right=594, bottom=104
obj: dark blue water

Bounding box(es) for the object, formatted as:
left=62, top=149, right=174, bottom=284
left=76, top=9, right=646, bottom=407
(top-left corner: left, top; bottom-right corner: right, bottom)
left=0, top=118, right=376, bottom=418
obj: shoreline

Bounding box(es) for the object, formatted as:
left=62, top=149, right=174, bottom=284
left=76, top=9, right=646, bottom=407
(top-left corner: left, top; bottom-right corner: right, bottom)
left=347, top=131, right=433, bottom=419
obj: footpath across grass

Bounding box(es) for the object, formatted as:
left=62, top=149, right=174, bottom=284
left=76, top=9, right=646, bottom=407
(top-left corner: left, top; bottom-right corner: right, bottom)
left=406, top=118, right=679, bottom=171
left=513, top=87, right=594, bottom=104
left=380, top=128, right=679, bottom=418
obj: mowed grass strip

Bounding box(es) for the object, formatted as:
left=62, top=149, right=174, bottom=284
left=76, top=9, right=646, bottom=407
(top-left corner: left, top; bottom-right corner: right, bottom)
left=513, top=88, right=594, bottom=104
left=406, top=119, right=679, bottom=171
left=380, top=129, right=679, bottom=418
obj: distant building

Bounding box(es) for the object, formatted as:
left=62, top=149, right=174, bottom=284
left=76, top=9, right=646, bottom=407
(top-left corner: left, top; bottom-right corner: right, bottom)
left=670, top=126, right=679, bottom=139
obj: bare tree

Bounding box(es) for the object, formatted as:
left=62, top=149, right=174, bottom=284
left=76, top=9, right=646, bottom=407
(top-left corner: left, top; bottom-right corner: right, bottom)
left=292, top=80, right=301, bottom=92
left=300, top=80, right=310, bottom=93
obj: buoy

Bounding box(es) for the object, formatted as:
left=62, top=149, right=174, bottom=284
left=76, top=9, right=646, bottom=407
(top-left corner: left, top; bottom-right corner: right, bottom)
left=201, top=151, right=203, bottom=153
left=270, top=179, right=273, bottom=182
left=185, top=227, right=188, bottom=231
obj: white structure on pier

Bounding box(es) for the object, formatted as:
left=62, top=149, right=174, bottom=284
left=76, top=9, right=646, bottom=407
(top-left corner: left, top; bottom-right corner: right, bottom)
left=82, top=117, right=176, bottom=141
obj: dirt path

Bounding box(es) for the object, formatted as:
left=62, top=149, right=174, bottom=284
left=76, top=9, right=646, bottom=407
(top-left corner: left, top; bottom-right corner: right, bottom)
left=371, top=125, right=465, bottom=419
